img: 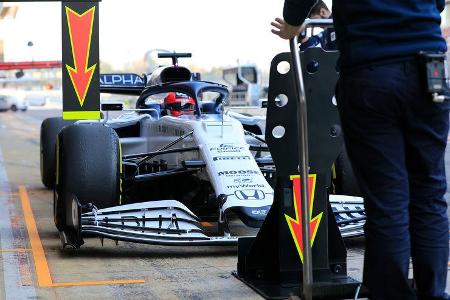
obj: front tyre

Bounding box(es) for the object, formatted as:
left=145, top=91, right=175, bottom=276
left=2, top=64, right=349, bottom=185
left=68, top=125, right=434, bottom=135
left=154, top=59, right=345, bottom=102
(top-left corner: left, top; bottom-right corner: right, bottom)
left=54, top=123, right=121, bottom=230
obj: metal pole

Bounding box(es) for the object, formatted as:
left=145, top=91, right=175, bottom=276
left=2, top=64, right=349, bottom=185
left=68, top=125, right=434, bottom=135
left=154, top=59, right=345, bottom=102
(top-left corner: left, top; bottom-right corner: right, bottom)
left=289, top=36, right=313, bottom=300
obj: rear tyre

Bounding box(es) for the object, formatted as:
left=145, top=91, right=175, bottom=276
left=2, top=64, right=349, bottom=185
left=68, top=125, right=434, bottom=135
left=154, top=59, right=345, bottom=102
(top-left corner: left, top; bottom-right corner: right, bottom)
left=10, top=105, right=17, bottom=112
left=40, top=117, right=74, bottom=189
left=54, top=123, right=120, bottom=230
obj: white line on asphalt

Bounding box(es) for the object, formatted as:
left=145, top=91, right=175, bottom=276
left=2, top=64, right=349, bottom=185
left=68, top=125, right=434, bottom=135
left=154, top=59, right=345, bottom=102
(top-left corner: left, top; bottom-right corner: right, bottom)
left=0, top=147, right=37, bottom=299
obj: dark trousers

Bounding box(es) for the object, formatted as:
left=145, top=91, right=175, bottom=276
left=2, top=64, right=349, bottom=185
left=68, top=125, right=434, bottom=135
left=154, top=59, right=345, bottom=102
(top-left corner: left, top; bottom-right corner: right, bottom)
left=336, top=59, right=449, bottom=300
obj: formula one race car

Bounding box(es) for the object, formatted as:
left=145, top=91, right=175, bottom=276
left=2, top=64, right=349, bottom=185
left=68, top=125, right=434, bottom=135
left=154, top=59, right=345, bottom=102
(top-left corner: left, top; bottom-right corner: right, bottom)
left=40, top=53, right=365, bottom=249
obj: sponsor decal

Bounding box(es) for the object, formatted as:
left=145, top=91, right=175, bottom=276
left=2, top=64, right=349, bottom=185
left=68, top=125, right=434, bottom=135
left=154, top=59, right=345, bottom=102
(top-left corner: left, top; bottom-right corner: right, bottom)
left=285, top=174, right=323, bottom=263
left=233, top=178, right=253, bottom=184
left=218, top=170, right=259, bottom=177
left=227, top=178, right=266, bottom=189
left=226, top=183, right=266, bottom=189
left=210, top=144, right=245, bottom=153
left=234, top=189, right=265, bottom=200
left=213, top=156, right=251, bottom=161
left=251, top=209, right=268, bottom=215
left=100, top=74, right=145, bottom=86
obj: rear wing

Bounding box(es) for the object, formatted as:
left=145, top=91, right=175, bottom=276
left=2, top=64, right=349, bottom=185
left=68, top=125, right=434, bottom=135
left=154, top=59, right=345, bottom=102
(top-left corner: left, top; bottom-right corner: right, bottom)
left=99, top=73, right=146, bottom=95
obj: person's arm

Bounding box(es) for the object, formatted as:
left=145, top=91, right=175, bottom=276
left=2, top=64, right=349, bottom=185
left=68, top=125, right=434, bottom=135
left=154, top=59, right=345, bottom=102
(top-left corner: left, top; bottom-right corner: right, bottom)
left=283, top=0, right=318, bottom=26
left=437, top=0, right=445, bottom=12
left=271, top=0, right=318, bottom=40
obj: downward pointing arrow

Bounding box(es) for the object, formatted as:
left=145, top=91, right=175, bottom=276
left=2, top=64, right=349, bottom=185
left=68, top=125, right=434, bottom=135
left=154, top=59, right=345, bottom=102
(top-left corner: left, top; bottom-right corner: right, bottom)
left=285, top=174, right=323, bottom=263
left=65, top=6, right=96, bottom=107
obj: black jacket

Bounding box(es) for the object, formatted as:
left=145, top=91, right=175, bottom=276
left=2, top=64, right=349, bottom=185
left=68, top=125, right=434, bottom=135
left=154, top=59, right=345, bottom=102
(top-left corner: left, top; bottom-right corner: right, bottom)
left=283, top=0, right=447, bottom=70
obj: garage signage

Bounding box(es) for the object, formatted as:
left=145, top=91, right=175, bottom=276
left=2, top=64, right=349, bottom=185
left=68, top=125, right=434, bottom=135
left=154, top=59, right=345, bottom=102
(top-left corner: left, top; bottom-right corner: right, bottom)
left=62, top=2, right=100, bottom=120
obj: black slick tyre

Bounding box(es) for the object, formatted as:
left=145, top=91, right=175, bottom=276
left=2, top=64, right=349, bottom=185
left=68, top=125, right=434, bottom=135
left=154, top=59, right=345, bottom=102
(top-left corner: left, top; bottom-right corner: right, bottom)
left=54, top=123, right=121, bottom=230
left=40, top=117, right=74, bottom=189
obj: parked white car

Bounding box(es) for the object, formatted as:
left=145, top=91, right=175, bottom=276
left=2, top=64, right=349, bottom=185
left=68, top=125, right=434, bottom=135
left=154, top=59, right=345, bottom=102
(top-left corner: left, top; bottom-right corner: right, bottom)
left=0, top=91, right=28, bottom=112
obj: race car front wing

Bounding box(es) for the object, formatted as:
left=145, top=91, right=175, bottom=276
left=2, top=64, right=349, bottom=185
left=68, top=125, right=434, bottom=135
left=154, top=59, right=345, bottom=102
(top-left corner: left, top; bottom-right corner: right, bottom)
left=59, top=197, right=238, bottom=248
left=59, top=194, right=365, bottom=249
left=329, top=195, right=365, bottom=238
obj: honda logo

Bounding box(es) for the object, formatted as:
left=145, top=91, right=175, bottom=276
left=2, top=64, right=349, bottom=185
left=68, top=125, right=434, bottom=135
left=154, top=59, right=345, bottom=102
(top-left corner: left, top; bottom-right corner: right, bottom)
left=234, top=189, right=265, bottom=200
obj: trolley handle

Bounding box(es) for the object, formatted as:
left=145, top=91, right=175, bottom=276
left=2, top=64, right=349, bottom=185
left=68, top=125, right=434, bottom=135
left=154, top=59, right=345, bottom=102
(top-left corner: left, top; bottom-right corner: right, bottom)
left=289, top=36, right=313, bottom=300
left=303, top=18, right=334, bottom=28
left=300, top=19, right=334, bottom=40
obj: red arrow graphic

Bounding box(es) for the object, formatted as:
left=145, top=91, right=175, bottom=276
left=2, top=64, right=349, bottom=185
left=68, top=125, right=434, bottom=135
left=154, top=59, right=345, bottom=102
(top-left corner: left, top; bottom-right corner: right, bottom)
left=285, top=174, right=323, bottom=263
left=65, top=6, right=96, bottom=107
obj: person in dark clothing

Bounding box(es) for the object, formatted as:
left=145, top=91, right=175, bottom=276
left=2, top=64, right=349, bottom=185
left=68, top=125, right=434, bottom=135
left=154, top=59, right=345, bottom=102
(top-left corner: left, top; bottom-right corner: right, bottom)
left=271, top=1, right=449, bottom=300
left=299, top=0, right=336, bottom=51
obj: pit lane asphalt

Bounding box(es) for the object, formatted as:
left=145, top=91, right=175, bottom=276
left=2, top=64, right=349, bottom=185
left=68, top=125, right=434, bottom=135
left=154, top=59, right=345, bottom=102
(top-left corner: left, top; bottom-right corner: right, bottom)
left=0, top=108, right=446, bottom=299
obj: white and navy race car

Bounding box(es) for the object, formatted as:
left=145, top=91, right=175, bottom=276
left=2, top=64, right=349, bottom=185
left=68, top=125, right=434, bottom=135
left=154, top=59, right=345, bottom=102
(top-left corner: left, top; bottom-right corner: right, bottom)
left=40, top=53, right=364, bottom=249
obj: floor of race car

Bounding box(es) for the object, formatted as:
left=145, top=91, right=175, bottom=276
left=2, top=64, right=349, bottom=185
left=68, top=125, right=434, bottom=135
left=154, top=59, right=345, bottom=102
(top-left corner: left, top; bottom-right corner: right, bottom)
left=0, top=109, right=447, bottom=299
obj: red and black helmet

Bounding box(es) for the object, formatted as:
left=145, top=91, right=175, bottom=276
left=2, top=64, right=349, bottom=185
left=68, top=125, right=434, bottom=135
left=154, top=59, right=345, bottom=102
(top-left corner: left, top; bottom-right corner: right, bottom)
left=164, top=92, right=195, bottom=116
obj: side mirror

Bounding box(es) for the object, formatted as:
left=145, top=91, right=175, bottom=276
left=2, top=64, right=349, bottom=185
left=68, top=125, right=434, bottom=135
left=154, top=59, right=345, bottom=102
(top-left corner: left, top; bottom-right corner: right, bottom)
left=215, top=95, right=229, bottom=107
left=191, top=72, right=201, bottom=81
left=101, top=103, right=123, bottom=111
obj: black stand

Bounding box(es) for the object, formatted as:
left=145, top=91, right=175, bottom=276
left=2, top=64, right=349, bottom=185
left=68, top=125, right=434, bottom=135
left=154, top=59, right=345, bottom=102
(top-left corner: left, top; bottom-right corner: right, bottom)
left=234, top=48, right=365, bottom=299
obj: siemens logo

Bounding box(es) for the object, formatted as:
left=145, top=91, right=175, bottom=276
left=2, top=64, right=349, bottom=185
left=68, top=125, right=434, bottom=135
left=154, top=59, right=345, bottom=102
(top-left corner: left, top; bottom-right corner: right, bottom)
left=213, top=156, right=251, bottom=161
left=218, top=170, right=259, bottom=176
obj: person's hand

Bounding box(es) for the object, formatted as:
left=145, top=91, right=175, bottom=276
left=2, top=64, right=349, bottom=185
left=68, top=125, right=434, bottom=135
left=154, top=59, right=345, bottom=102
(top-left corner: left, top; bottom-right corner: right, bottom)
left=271, top=17, right=305, bottom=40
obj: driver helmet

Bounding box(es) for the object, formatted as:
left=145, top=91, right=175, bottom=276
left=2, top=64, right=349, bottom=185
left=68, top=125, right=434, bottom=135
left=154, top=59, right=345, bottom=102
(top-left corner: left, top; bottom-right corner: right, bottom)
left=164, top=92, right=195, bottom=117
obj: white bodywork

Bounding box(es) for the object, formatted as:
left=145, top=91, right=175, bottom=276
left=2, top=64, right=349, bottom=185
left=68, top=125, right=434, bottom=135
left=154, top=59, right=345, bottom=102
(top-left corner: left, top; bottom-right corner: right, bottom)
left=108, top=112, right=273, bottom=217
